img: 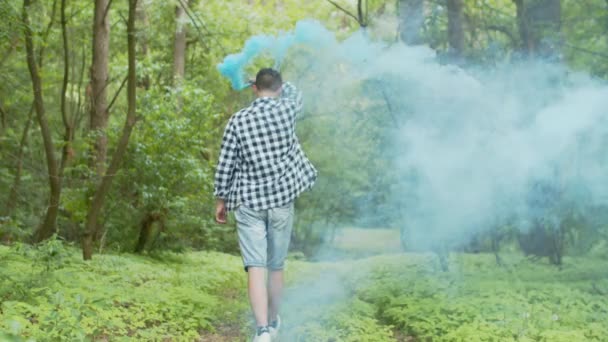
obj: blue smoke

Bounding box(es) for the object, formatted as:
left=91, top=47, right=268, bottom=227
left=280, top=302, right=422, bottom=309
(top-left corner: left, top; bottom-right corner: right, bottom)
left=217, top=18, right=608, bottom=252
left=217, top=20, right=334, bottom=90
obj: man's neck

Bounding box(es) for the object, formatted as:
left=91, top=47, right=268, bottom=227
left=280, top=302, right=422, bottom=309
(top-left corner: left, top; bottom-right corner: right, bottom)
left=256, top=90, right=280, bottom=98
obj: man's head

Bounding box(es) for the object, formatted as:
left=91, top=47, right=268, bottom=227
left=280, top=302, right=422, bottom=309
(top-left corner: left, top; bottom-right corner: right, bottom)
left=252, top=68, right=282, bottom=98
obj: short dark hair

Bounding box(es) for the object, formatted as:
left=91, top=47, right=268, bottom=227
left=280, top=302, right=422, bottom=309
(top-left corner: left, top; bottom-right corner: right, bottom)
left=255, top=68, right=282, bottom=91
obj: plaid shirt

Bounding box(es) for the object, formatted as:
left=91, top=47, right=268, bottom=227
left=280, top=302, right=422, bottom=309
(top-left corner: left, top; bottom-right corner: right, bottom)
left=214, top=82, right=317, bottom=211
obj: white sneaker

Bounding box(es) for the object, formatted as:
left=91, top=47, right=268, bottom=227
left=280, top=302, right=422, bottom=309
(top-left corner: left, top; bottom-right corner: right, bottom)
left=269, top=315, right=281, bottom=339
left=253, top=328, right=271, bottom=342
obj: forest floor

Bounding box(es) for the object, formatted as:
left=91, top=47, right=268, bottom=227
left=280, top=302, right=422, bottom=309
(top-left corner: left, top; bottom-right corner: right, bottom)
left=1, top=230, right=608, bottom=341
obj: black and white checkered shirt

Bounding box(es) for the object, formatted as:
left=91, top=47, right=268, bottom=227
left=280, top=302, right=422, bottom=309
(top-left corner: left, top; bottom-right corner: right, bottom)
left=214, top=82, right=317, bottom=211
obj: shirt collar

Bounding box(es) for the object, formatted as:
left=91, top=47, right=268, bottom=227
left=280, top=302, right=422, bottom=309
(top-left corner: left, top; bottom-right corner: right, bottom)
left=252, top=97, right=276, bottom=106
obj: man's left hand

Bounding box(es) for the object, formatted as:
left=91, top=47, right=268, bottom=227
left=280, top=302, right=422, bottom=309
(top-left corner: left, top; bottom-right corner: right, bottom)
left=215, top=199, right=227, bottom=224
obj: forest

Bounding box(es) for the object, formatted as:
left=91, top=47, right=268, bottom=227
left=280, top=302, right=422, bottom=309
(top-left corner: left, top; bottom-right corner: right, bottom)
left=1, top=0, right=608, bottom=340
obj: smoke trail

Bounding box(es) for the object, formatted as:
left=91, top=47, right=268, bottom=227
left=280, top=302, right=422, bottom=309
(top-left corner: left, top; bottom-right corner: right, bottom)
left=229, top=20, right=608, bottom=249
left=216, top=17, right=608, bottom=261
left=217, top=19, right=335, bottom=90
left=219, top=19, right=608, bottom=336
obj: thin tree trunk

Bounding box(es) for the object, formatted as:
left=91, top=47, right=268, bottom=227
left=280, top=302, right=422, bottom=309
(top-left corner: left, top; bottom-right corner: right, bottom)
left=357, top=0, right=366, bottom=27
left=398, top=0, right=425, bottom=45
left=527, top=0, right=561, bottom=58
left=0, top=37, right=19, bottom=70
left=83, top=0, right=139, bottom=260
left=0, top=103, right=6, bottom=132
left=513, top=0, right=561, bottom=57
left=89, top=0, right=111, bottom=177
left=37, top=0, right=58, bottom=68
left=446, top=0, right=465, bottom=60
left=4, top=103, right=35, bottom=217
left=60, top=0, right=74, bottom=174
left=74, top=44, right=87, bottom=130
left=513, top=0, right=534, bottom=54
left=23, top=0, right=62, bottom=243
left=173, top=1, right=188, bottom=83
left=136, top=0, right=150, bottom=90
left=134, top=212, right=164, bottom=253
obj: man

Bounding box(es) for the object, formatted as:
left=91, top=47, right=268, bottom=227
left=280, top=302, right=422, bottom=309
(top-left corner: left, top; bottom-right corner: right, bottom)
left=214, top=68, right=317, bottom=342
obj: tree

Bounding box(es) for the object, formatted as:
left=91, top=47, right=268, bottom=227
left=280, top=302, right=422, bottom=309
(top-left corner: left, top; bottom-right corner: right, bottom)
left=89, top=0, right=111, bottom=177
left=513, top=0, right=561, bottom=57
left=59, top=0, right=75, bottom=174
left=83, top=0, right=139, bottom=260
left=4, top=104, right=34, bottom=218
left=136, top=0, right=150, bottom=90
left=398, top=0, right=425, bottom=44
left=326, top=0, right=368, bottom=27
left=446, top=0, right=465, bottom=60
left=173, top=0, right=189, bottom=83
left=23, top=0, right=62, bottom=243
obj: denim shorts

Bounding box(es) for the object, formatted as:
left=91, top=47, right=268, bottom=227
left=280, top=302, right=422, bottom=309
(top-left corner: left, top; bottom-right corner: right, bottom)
left=234, top=203, right=294, bottom=271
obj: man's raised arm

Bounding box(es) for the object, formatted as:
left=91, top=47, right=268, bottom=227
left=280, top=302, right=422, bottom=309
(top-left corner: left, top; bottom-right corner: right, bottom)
left=280, top=82, right=303, bottom=114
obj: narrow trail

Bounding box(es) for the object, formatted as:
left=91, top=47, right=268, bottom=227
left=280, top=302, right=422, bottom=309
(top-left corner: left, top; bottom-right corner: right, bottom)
left=204, top=228, right=406, bottom=342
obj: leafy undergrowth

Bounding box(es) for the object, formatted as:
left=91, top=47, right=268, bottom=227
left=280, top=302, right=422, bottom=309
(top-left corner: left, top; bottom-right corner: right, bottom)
left=2, top=240, right=608, bottom=341
left=280, top=253, right=608, bottom=342
left=0, top=241, right=248, bottom=341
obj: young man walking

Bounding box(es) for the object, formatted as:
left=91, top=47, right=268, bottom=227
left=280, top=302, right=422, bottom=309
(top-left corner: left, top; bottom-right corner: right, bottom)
left=214, top=68, right=317, bottom=342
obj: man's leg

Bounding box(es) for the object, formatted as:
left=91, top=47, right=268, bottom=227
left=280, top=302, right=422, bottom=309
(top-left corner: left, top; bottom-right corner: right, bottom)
left=268, top=270, right=283, bottom=322
left=267, top=202, right=294, bottom=325
left=248, top=267, right=269, bottom=327
left=234, top=206, right=270, bottom=329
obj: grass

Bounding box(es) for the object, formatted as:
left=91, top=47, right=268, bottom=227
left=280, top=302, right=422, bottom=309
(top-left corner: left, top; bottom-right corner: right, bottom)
left=1, top=237, right=607, bottom=341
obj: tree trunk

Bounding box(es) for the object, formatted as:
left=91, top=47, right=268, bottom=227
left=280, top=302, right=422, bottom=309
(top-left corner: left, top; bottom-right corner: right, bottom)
left=89, top=0, right=111, bottom=177
left=398, top=0, right=425, bottom=45
left=446, top=0, right=465, bottom=60
left=513, top=0, right=532, bottom=53
left=4, top=103, right=34, bottom=217
left=23, top=0, right=62, bottom=243
left=136, top=0, right=150, bottom=90
left=528, top=0, right=561, bottom=58
left=83, top=0, right=139, bottom=260
left=173, top=1, right=188, bottom=83
left=0, top=103, right=6, bottom=133
left=513, top=0, right=561, bottom=57
left=134, top=212, right=164, bottom=253
left=60, top=0, right=74, bottom=174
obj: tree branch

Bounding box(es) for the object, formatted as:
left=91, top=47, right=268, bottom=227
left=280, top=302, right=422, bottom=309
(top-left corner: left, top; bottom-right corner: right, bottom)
left=102, top=0, right=114, bottom=23
left=326, top=0, right=362, bottom=26
left=177, top=0, right=222, bottom=54
left=38, top=0, right=59, bottom=67
left=357, top=0, right=366, bottom=27
left=484, top=24, right=517, bottom=46
left=563, top=43, right=608, bottom=60
left=0, top=103, right=6, bottom=129
left=106, top=75, right=128, bottom=114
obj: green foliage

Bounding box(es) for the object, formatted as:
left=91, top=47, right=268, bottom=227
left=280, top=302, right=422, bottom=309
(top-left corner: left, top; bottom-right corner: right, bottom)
left=0, top=244, right=247, bottom=341
left=278, top=253, right=608, bottom=341
left=356, top=254, right=608, bottom=341
left=3, top=0, right=607, bottom=257
left=98, top=81, right=238, bottom=253
left=290, top=300, right=396, bottom=342
left=2, top=242, right=608, bottom=341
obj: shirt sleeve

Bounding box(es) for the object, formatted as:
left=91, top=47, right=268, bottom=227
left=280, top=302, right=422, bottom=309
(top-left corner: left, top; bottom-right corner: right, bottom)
left=280, top=82, right=303, bottom=115
left=213, top=117, right=240, bottom=199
